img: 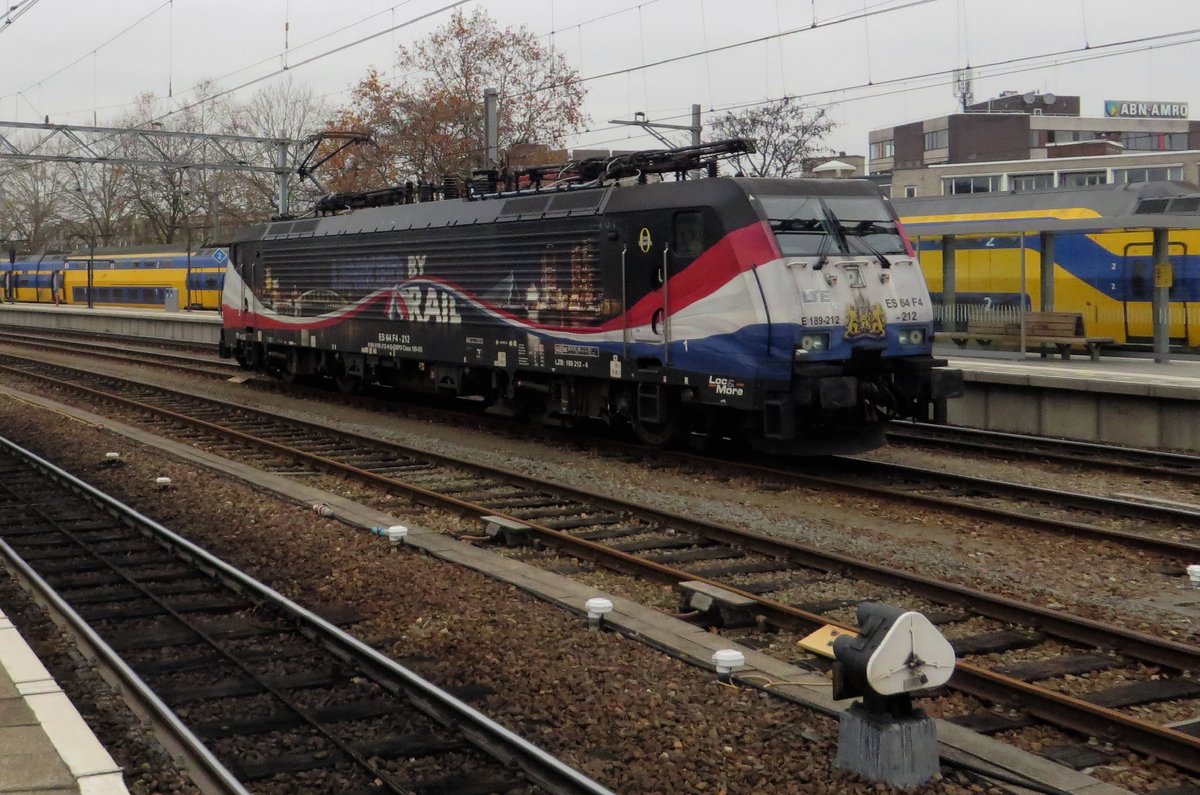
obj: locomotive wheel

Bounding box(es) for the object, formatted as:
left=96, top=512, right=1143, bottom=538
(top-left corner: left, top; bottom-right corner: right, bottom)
left=631, top=413, right=678, bottom=447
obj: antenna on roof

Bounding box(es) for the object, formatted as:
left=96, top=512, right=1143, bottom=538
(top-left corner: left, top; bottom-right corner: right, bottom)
left=953, top=68, right=974, bottom=112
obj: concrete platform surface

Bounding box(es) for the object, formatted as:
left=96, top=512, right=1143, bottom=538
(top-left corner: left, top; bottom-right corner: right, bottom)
left=0, top=609, right=129, bottom=795
left=944, top=348, right=1200, bottom=399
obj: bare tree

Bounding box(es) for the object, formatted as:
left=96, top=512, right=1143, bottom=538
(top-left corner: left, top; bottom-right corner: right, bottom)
left=60, top=162, right=133, bottom=246
left=223, top=77, right=330, bottom=226
left=0, top=152, right=68, bottom=251
left=711, top=98, right=836, bottom=178
left=118, top=85, right=228, bottom=244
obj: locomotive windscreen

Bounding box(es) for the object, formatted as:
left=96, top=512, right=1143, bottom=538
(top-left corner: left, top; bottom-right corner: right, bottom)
left=761, top=194, right=905, bottom=257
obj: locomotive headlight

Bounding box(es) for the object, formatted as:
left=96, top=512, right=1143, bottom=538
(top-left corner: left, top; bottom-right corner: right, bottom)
left=799, top=333, right=830, bottom=353
left=898, top=327, right=926, bottom=345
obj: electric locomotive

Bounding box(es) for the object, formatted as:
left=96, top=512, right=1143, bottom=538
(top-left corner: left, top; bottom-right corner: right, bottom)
left=219, top=140, right=962, bottom=454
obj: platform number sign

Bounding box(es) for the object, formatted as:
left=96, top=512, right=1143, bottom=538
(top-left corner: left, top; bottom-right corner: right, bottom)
left=212, top=249, right=228, bottom=264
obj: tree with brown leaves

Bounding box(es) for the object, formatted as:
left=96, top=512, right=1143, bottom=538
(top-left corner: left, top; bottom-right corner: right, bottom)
left=326, top=8, right=587, bottom=192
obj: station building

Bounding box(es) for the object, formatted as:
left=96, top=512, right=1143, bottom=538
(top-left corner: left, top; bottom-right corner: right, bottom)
left=868, top=91, right=1200, bottom=197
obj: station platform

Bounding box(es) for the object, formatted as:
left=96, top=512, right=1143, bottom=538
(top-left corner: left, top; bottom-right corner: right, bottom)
left=0, top=303, right=220, bottom=347
left=0, top=607, right=128, bottom=794
left=939, top=346, right=1200, bottom=451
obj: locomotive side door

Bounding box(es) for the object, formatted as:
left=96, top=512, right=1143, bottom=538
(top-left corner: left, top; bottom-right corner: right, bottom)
left=622, top=213, right=672, bottom=366
left=620, top=209, right=709, bottom=368
left=1122, top=242, right=1188, bottom=342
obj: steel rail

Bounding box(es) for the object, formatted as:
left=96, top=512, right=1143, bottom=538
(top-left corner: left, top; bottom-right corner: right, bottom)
left=0, top=333, right=234, bottom=378
left=889, top=420, right=1200, bottom=480
left=689, top=455, right=1200, bottom=560
left=6, top=360, right=1200, bottom=774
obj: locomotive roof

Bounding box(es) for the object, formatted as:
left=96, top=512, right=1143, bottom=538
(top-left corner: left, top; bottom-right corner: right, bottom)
left=232, top=176, right=886, bottom=244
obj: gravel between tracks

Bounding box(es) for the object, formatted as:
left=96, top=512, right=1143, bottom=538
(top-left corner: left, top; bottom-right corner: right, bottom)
left=0, top=396, right=1003, bottom=794
left=3, top=354, right=1200, bottom=793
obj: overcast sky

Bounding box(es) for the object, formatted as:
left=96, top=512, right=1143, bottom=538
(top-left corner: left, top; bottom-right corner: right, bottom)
left=2, top=0, right=1197, bottom=161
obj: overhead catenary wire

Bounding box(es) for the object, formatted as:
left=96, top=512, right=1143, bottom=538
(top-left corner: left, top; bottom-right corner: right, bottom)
left=566, top=27, right=1200, bottom=151
left=0, top=0, right=44, bottom=35
left=5, top=1, right=173, bottom=110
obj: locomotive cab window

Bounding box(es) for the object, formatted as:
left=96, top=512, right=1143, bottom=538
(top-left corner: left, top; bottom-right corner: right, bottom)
left=673, top=212, right=705, bottom=259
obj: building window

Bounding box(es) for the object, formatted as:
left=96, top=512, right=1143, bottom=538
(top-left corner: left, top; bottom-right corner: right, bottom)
left=1060, top=170, right=1107, bottom=187
left=904, top=186, right=917, bottom=198
left=1010, top=173, right=1053, bottom=192
left=923, top=129, right=949, bottom=150
left=870, top=139, right=894, bottom=159
left=941, top=175, right=1001, bottom=195
left=1113, top=166, right=1183, bottom=184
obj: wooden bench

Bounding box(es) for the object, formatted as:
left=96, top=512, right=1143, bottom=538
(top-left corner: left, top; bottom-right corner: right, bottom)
left=949, top=311, right=1113, bottom=361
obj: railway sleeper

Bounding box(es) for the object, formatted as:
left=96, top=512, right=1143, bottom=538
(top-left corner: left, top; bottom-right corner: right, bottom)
left=231, top=734, right=466, bottom=780
left=1039, top=744, right=1118, bottom=771
left=573, top=524, right=648, bottom=542
left=540, top=513, right=625, bottom=530
left=154, top=668, right=340, bottom=704
left=948, top=629, right=1045, bottom=657
left=1082, top=677, right=1200, bottom=709
left=612, top=534, right=705, bottom=553
left=993, top=653, right=1119, bottom=682
left=192, top=698, right=406, bottom=739
left=691, top=559, right=792, bottom=578
left=946, top=711, right=1036, bottom=734
left=643, top=547, right=748, bottom=564
left=77, top=596, right=249, bottom=622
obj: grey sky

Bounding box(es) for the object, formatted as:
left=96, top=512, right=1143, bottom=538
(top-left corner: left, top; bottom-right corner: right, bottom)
left=2, top=0, right=1197, bottom=161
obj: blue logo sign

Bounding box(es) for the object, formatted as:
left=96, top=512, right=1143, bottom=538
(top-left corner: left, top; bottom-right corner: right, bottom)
left=213, top=249, right=228, bottom=264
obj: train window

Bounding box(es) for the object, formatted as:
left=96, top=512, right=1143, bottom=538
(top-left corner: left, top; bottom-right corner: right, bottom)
left=1130, top=262, right=1150, bottom=300
left=824, top=196, right=907, bottom=255
left=1170, top=196, right=1200, bottom=213
left=1135, top=198, right=1170, bottom=214
left=673, top=212, right=704, bottom=258
left=760, top=195, right=827, bottom=256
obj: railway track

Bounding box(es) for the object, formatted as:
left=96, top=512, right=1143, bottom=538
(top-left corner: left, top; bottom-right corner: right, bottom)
left=751, top=455, right=1200, bottom=560
left=0, top=434, right=613, bottom=794
left=888, top=420, right=1200, bottom=483
left=5, top=334, right=1199, bottom=560
left=0, top=329, right=234, bottom=379
left=1, top=354, right=1198, bottom=776
left=13, top=331, right=1200, bottom=556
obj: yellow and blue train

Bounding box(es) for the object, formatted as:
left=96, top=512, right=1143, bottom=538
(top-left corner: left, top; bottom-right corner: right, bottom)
left=2, top=246, right=227, bottom=310
left=895, top=182, right=1200, bottom=347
